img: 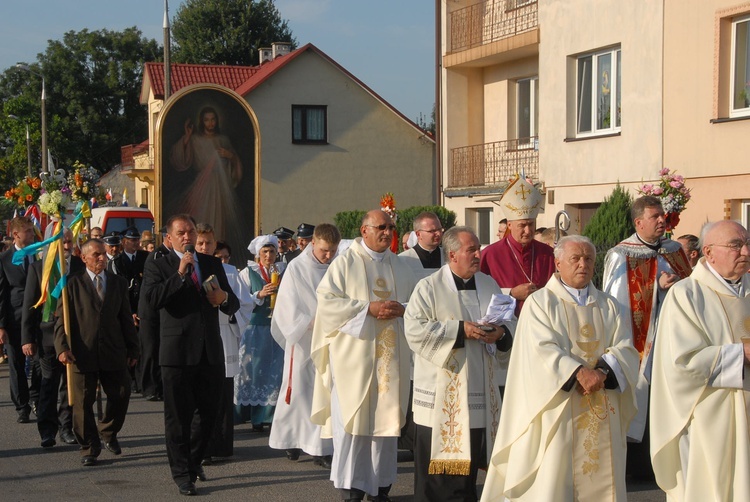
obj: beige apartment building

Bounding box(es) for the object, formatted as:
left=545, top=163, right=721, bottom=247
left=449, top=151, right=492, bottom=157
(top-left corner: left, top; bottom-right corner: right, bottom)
left=439, top=0, right=750, bottom=242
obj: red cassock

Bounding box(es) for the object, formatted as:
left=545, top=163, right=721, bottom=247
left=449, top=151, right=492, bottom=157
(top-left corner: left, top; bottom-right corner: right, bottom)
left=480, top=235, right=556, bottom=317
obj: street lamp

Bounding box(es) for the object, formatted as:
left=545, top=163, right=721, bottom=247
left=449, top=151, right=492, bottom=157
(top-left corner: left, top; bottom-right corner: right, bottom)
left=15, top=63, right=47, bottom=173
left=7, top=114, right=32, bottom=177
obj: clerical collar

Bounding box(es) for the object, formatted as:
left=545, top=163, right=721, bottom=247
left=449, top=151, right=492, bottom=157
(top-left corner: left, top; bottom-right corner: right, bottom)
left=559, top=278, right=589, bottom=306
left=451, top=272, right=476, bottom=290
left=413, top=244, right=442, bottom=269
left=360, top=240, right=387, bottom=262
left=636, top=233, right=661, bottom=252
left=705, top=261, right=744, bottom=296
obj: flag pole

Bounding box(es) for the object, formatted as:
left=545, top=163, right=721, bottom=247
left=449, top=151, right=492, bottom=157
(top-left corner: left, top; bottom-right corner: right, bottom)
left=55, top=216, right=74, bottom=406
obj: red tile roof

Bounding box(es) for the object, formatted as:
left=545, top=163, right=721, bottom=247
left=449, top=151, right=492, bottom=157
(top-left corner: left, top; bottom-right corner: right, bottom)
left=141, top=43, right=434, bottom=141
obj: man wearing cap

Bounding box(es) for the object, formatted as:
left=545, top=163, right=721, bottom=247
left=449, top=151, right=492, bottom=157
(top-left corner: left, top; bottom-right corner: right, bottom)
left=399, top=212, right=445, bottom=282
left=296, top=223, right=315, bottom=252
left=311, top=209, right=417, bottom=502
left=102, top=232, right=122, bottom=260
left=480, top=176, right=555, bottom=318
left=602, top=195, right=692, bottom=479
left=273, top=227, right=299, bottom=264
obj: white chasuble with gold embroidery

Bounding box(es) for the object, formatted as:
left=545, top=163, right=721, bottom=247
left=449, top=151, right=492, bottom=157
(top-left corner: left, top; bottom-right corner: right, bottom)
left=481, top=275, right=638, bottom=502
left=651, top=260, right=750, bottom=502
left=311, top=238, right=416, bottom=437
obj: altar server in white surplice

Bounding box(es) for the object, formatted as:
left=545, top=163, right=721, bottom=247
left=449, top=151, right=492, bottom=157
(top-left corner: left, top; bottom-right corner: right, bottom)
left=311, top=209, right=416, bottom=502
left=404, top=226, right=514, bottom=502
left=269, top=224, right=341, bottom=469
left=482, top=235, right=638, bottom=502
left=651, top=220, right=750, bottom=502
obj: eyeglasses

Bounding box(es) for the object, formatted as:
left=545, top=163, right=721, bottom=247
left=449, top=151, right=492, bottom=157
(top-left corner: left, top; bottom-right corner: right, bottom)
left=707, top=239, right=750, bottom=252
left=418, top=228, right=444, bottom=234
left=366, top=224, right=397, bottom=231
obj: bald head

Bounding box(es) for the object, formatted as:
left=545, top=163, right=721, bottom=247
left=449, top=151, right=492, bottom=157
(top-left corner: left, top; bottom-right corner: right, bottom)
left=701, top=221, right=750, bottom=281
left=360, top=209, right=395, bottom=253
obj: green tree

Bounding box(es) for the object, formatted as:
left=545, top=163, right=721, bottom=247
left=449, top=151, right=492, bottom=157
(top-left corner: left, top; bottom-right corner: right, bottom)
left=1, top=27, right=160, bottom=178
left=172, top=0, right=295, bottom=66
left=582, top=183, right=635, bottom=288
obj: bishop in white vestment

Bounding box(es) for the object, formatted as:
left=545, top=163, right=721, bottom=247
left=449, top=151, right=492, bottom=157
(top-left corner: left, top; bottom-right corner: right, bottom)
left=650, top=221, right=750, bottom=502
left=482, top=236, right=638, bottom=502
left=310, top=210, right=417, bottom=502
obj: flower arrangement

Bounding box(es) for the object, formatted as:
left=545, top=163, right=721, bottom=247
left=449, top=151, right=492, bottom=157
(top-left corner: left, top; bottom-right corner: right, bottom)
left=4, top=176, right=42, bottom=208
left=66, top=161, right=100, bottom=201
left=38, top=168, right=72, bottom=216
left=380, top=192, right=397, bottom=221
left=637, top=168, right=691, bottom=233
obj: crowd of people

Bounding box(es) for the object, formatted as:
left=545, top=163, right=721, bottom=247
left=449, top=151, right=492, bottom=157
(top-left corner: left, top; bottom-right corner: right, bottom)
left=2, top=175, right=749, bottom=501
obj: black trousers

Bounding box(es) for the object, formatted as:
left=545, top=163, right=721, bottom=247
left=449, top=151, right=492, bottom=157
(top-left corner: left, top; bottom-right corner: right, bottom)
left=37, top=344, right=64, bottom=439
left=137, top=318, right=162, bottom=398
left=205, top=376, right=234, bottom=458
left=413, top=424, right=486, bottom=502
left=162, top=357, right=223, bottom=485
left=6, top=330, right=31, bottom=415
left=70, top=367, right=132, bottom=456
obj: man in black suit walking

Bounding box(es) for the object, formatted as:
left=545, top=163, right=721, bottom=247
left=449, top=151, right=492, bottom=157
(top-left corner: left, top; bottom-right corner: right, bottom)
left=0, top=216, right=38, bottom=423
left=55, top=239, right=140, bottom=466
left=22, top=228, right=84, bottom=447
left=141, top=214, right=239, bottom=496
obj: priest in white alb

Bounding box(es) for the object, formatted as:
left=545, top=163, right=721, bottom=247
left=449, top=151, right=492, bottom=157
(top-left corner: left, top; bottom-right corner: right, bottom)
left=650, top=220, right=750, bottom=501
left=269, top=224, right=341, bottom=469
left=310, top=209, right=417, bottom=502
left=399, top=211, right=445, bottom=281
left=482, top=236, right=639, bottom=502
left=404, top=226, right=514, bottom=501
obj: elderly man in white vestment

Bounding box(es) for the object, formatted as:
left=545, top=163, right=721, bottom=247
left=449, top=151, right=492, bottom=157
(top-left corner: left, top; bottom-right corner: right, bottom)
left=311, top=209, right=417, bottom=502
left=269, top=224, right=341, bottom=469
left=405, top=226, right=513, bottom=502
left=482, top=235, right=638, bottom=502
left=650, top=220, right=750, bottom=501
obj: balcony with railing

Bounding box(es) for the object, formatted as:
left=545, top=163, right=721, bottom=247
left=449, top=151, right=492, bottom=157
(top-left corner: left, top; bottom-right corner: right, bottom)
left=449, top=0, right=538, bottom=54
left=448, top=137, right=538, bottom=189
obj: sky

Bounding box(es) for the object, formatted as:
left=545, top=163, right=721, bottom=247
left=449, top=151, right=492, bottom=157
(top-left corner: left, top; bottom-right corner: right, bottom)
left=0, top=0, right=436, bottom=123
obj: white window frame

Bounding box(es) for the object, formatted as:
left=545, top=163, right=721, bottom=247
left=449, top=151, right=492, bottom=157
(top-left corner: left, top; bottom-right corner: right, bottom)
left=730, top=15, right=750, bottom=118
left=575, top=47, right=621, bottom=137
left=516, top=77, right=538, bottom=149
left=742, top=201, right=750, bottom=230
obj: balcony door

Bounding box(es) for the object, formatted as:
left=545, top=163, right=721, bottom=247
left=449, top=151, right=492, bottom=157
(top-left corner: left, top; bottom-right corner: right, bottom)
left=517, top=77, right=538, bottom=148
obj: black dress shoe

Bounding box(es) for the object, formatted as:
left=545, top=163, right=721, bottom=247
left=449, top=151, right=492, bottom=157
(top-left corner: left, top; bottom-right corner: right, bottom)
left=81, top=455, right=97, bottom=466
left=60, top=430, right=77, bottom=444
left=313, top=455, right=332, bottom=469
left=144, top=394, right=160, bottom=402
left=196, top=466, right=207, bottom=482
left=286, top=448, right=301, bottom=461
left=178, top=481, right=197, bottom=496
left=104, top=437, right=121, bottom=455
left=41, top=435, right=56, bottom=448
left=17, top=411, right=30, bottom=424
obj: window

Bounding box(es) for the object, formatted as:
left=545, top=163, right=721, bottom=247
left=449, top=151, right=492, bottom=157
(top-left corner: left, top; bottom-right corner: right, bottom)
left=731, top=15, right=750, bottom=117
left=576, top=47, right=621, bottom=136
left=517, top=77, right=538, bottom=147
left=292, top=105, right=327, bottom=143
left=466, top=208, right=492, bottom=245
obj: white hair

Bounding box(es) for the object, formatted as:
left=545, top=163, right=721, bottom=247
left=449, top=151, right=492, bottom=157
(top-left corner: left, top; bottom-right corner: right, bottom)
left=553, top=235, right=596, bottom=260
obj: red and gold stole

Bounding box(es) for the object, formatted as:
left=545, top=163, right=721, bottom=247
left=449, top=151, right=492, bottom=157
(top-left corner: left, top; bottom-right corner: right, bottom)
left=625, top=256, right=658, bottom=357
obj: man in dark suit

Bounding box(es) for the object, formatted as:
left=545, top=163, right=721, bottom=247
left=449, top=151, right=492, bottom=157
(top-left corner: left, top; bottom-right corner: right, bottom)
left=136, top=235, right=171, bottom=401
left=141, top=214, right=239, bottom=496
left=0, top=216, right=38, bottom=423
left=55, top=238, right=139, bottom=466
left=22, top=228, right=84, bottom=447
left=109, top=226, right=150, bottom=394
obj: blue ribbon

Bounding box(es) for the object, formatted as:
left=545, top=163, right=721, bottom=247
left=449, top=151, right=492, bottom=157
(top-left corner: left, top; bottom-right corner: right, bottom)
left=12, top=220, right=64, bottom=266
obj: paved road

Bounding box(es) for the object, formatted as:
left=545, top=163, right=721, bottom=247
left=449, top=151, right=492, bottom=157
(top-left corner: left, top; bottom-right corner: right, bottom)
left=0, top=363, right=665, bottom=500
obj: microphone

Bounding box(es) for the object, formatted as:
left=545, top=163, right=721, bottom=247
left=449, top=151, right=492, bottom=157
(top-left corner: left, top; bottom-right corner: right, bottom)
left=184, top=244, right=195, bottom=274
